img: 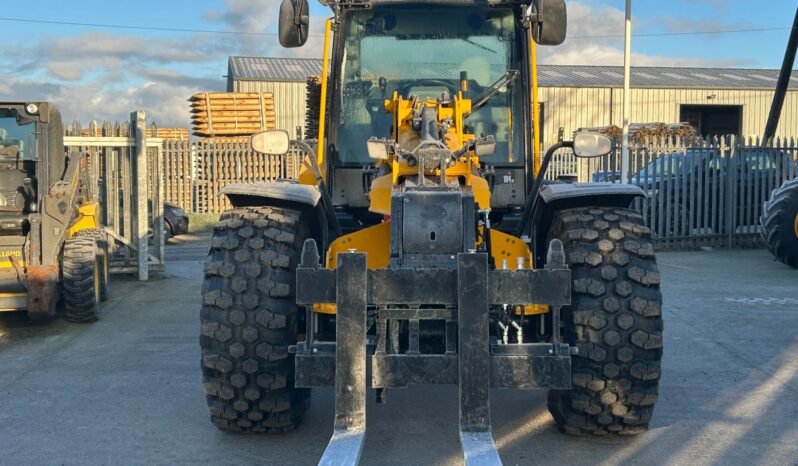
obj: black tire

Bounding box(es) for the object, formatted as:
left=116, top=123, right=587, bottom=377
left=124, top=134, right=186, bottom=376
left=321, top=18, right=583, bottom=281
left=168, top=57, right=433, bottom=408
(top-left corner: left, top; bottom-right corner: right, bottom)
left=164, top=221, right=174, bottom=242
left=200, top=206, right=310, bottom=433
left=547, top=207, right=663, bottom=435
left=63, top=237, right=101, bottom=323
left=761, top=179, right=798, bottom=268
left=76, top=228, right=110, bottom=301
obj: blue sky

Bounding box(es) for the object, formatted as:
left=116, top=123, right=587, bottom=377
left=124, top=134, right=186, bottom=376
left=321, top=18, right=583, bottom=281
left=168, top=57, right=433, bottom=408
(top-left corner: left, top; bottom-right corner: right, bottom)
left=0, top=0, right=795, bottom=126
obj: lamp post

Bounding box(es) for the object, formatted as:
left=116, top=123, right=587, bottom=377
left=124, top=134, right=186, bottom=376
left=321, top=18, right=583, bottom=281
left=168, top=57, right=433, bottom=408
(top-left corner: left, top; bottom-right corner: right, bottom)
left=621, top=0, right=632, bottom=184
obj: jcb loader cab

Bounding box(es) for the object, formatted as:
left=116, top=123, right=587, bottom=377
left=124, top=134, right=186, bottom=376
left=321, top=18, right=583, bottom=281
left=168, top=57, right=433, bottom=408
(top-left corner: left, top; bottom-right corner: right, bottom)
left=200, top=1, right=663, bottom=464
left=0, top=102, right=109, bottom=322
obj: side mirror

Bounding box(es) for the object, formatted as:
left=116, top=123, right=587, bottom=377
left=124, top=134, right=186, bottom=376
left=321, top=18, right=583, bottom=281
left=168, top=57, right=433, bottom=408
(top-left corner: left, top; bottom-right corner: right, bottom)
left=573, top=132, right=613, bottom=158
left=279, top=0, right=310, bottom=48
left=251, top=130, right=291, bottom=155
left=531, top=0, right=567, bottom=46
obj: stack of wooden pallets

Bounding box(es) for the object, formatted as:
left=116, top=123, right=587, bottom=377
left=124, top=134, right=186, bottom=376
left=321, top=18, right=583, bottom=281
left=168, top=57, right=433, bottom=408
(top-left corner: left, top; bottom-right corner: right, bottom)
left=189, top=92, right=277, bottom=138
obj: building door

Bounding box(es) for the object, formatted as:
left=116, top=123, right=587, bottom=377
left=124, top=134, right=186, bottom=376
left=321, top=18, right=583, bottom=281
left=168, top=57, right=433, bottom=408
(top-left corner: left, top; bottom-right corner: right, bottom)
left=679, top=105, right=742, bottom=138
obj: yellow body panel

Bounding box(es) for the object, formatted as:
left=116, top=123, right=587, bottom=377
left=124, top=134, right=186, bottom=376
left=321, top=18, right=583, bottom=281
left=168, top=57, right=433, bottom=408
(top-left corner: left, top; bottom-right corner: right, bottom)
left=315, top=222, right=392, bottom=315
left=489, top=229, right=532, bottom=270
left=67, top=202, right=101, bottom=237
left=298, top=159, right=316, bottom=186
left=316, top=19, right=333, bottom=179
left=325, top=221, right=391, bottom=270
left=470, top=176, right=491, bottom=211
left=368, top=174, right=393, bottom=216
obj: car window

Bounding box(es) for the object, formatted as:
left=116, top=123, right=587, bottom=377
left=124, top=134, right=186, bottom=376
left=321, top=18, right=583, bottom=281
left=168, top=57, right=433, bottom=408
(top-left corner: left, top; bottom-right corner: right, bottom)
left=646, top=154, right=683, bottom=176
left=743, top=152, right=775, bottom=170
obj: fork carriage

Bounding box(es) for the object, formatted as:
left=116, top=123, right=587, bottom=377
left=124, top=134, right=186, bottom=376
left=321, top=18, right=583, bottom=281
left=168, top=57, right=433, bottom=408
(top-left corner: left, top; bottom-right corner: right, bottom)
left=294, top=238, right=573, bottom=464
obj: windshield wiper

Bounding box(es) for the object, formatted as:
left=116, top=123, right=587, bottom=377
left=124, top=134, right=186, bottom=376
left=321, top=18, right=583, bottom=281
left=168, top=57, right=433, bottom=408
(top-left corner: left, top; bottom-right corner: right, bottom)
left=462, top=38, right=497, bottom=54
left=468, top=70, right=519, bottom=115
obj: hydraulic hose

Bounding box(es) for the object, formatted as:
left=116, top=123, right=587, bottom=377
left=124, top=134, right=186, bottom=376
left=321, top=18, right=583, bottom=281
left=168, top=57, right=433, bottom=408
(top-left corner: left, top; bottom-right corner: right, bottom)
left=514, top=141, right=573, bottom=238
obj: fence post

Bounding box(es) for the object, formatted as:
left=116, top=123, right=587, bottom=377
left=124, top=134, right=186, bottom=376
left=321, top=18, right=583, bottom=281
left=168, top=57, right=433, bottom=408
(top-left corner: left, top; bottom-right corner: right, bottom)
left=725, top=135, right=736, bottom=249
left=132, top=111, right=149, bottom=281
left=154, top=144, right=165, bottom=269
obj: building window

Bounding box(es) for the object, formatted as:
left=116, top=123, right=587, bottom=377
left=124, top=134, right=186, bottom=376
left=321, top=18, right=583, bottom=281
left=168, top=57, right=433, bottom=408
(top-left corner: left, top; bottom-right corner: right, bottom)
left=679, top=104, right=742, bottom=138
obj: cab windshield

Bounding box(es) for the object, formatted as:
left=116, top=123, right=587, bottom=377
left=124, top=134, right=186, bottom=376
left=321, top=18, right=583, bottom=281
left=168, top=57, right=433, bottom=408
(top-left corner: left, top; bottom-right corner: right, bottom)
left=335, top=6, right=523, bottom=165
left=0, top=109, right=37, bottom=160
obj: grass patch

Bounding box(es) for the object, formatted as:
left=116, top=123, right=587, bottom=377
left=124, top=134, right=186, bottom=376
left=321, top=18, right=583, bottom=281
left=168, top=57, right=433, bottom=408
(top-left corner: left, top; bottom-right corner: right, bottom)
left=188, top=213, right=219, bottom=233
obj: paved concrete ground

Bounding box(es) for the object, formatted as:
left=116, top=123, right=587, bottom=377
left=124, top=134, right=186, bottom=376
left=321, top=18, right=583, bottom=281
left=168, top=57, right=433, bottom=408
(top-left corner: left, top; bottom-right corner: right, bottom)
left=1, top=234, right=797, bottom=466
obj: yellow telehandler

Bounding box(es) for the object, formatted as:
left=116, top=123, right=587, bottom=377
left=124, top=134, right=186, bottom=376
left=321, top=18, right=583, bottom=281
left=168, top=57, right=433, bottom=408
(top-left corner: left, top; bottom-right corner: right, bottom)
left=0, top=102, right=109, bottom=322
left=200, top=1, right=663, bottom=463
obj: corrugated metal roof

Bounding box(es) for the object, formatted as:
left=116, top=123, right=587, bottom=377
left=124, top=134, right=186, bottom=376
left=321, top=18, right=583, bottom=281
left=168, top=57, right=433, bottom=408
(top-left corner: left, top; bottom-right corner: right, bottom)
left=228, top=56, right=798, bottom=89
left=228, top=56, right=324, bottom=83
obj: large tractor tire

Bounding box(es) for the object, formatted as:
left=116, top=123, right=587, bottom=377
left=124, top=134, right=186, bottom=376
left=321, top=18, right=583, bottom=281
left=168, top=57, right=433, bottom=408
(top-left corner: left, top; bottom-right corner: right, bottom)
left=76, top=228, right=110, bottom=301
left=63, top=237, right=102, bottom=323
left=200, top=206, right=310, bottom=433
left=761, top=179, right=798, bottom=268
left=547, top=207, right=663, bottom=435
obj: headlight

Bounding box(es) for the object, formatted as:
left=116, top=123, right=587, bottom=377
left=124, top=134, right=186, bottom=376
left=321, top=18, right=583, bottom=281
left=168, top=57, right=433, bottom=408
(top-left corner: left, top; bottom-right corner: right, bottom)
left=25, top=103, right=39, bottom=115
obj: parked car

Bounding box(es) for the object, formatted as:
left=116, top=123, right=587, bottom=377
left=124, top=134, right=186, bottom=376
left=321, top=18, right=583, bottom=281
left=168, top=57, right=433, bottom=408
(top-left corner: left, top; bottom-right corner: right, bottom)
left=163, top=202, right=189, bottom=239
left=593, top=149, right=798, bottom=235
left=145, top=201, right=189, bottom=241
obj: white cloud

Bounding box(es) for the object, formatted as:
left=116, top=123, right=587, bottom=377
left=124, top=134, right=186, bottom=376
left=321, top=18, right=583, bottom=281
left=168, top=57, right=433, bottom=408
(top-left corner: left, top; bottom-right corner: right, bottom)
left=537, top=1, right=751, bottom=67
left=0, top=0, right=752, bottom=128
left=0, top=77, right=218, bottom=128
left=46, top=62, right=84, bottom=81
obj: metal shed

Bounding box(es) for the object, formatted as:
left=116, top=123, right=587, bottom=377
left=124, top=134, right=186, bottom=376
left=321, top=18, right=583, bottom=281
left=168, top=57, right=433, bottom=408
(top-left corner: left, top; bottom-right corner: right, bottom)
left=227, top=56, right=322, bottom=136
left=227, top=56, right=798, bottom=144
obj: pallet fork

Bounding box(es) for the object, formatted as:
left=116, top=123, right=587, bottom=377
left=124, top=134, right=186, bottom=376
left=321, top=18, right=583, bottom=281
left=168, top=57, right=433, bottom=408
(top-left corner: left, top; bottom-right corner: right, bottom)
left=295, top=240, right=572, bottom=465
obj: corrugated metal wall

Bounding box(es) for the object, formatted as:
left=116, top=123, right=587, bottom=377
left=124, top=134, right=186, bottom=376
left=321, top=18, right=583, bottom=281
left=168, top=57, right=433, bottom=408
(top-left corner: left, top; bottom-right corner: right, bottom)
left=232, top=77, right=798, bottom=148
left=233, top=80, right=308, bottom=139
left=539, top=87, right=798, bottom=145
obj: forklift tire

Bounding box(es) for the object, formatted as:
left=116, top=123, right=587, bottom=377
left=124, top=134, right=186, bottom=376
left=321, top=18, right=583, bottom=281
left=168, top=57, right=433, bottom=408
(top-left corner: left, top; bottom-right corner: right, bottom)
left=63, top=237, right=102, bottom=323
left=547, top=207, right=663, bottom=435
left=200, top=206, right=310, bottom=433
left=761, top=178, right=798, bottom=268
left=76, top=229, right=110, bottom=301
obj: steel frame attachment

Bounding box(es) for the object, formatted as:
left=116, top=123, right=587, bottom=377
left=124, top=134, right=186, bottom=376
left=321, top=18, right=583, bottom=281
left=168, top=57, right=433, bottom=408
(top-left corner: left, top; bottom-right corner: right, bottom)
left=295, top=239, right=571, bottom=466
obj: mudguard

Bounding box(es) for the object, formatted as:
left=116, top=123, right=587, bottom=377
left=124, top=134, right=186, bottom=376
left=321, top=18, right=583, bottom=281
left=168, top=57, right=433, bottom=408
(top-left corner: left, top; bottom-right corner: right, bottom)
left=538, top=182, right=645, bottom=205
left=220, top=182, right=321, bottom=208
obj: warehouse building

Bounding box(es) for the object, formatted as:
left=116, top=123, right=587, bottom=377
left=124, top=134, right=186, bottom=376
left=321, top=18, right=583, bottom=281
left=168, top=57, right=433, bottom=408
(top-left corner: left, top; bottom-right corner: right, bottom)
left=227, top=56, right=798, bottom=145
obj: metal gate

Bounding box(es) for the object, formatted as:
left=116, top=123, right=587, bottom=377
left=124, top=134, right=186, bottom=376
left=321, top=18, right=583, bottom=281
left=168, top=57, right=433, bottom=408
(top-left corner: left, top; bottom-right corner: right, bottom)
left=65, top=111, right=164, bottom=280
left=575, top=136, right=798, bottom=250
